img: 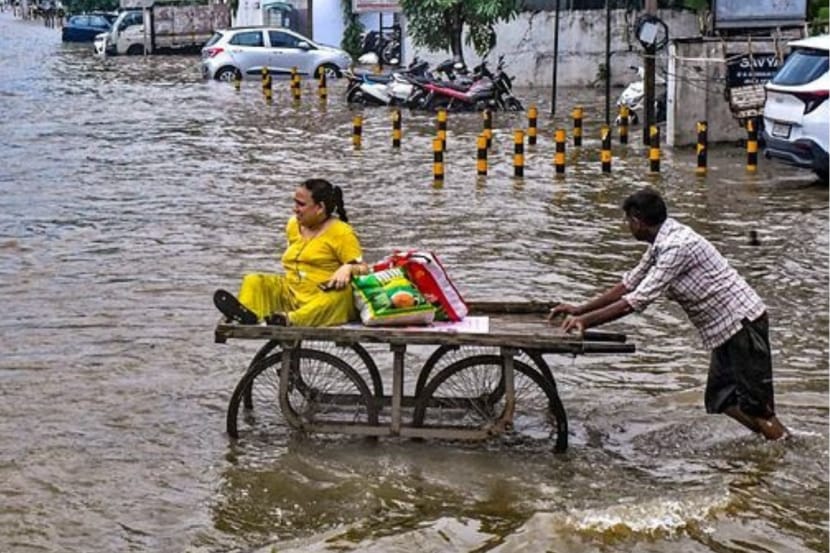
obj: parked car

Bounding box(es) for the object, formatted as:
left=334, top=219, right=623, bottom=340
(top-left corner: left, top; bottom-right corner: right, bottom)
left=62, top=12, right=116, bottom=43
left=200, top=26, right=352, bottom=81
left=762, top=34, right=829, bottom=181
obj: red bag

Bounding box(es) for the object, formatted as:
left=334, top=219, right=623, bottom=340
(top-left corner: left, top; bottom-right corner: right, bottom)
left=373, top=250, right=468, bottom=321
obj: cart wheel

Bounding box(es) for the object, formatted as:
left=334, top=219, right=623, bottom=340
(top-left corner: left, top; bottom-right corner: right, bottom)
left=308, top=341, right=383, bottom=399
left=227, top=349, right=378, bottom=440
left=411, top=354, right=568, bottom=452
left=283, top=348, right=379, bottom=430
left=241, top=340, right=282, bottom=410
left=227, top=351, right=282, bottom=440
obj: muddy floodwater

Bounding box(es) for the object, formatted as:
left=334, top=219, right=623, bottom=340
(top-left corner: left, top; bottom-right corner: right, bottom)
left=0, top=13, right=827, bottom=553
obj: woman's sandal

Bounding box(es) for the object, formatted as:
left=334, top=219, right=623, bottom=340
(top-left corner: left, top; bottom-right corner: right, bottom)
left=213, top=289, right=259, bottom=325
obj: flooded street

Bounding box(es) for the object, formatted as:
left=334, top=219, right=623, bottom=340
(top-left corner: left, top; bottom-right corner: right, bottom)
left=0, top=13, right=827, bottom=553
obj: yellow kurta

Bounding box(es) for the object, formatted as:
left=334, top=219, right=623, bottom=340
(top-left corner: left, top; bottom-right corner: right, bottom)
left=236, top=217, right=363, bottom=327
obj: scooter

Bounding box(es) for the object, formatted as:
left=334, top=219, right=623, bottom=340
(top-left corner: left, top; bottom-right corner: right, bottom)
left=344, top=58, right=430, bottom=106
left=615, top=65, right=667, bottom=125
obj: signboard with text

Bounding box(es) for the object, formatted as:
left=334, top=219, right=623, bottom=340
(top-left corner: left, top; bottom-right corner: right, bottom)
left=726, top=52, right=781, bottom=87
left=352, top=0, right=400, bottom=13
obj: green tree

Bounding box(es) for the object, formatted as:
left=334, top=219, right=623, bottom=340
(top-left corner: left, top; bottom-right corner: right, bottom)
left=399, top=0, right=518, bottom=66
left=340, top=0, right=365, bottom=60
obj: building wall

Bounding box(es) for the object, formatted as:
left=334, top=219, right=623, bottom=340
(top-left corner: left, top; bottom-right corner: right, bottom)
left=402, top=9, right=701, bottom=88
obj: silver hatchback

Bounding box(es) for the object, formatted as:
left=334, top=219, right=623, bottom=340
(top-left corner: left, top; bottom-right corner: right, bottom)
left=201, top=26, right=352, bottom=81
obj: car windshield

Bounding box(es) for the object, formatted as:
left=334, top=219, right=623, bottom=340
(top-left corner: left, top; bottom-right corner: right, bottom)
left=771, top=48, right=829, bottom=86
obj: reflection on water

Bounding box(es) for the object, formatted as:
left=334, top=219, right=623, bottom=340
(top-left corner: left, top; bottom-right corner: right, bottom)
left=0, top=13, right=827, bottom=553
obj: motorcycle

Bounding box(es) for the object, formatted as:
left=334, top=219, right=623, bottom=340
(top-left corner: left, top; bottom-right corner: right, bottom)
left=413, top=56, right=523, bottom=112
left=344, top=58, right=430, bottom=106
left=357, top=24, right=401, bottom=66
left=615, top=65, right=667, bottom=125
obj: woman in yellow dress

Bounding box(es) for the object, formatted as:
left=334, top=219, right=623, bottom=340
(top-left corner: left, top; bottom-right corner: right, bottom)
left=214, top=178, right=369, bottom=326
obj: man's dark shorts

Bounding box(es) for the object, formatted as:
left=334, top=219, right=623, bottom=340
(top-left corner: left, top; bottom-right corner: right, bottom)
left=705, top=312, right=776, bottom=418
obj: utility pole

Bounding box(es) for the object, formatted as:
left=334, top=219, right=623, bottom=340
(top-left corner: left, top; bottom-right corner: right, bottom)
left=643, top=0, right=657, bottom=144
left=551, top=0, right=561, bottom=118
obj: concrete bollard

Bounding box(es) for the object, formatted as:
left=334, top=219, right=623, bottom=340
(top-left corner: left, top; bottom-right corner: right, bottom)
left=554, top=128, right=566, bottom=176
left=527, top=105, right=538, bottom=146
left=513, top=130, right=525, bottom=178
left=317, top=66, right=327, bottom=101
left=261, top=66, right=272, bottom=102
left=436, top=108, right=447, bottom=151
left=233, top=68, right=242, bottom=91
left=391, top=108, right=401, bottom=149
left=572, top=106, right=583, bottom=147
left=746, top=118, right=758, bottom=172
left=477, top=133, right=488, bottom=176
left=433, top=137, right=444, bottom=182
left=482, top=109, right=492, bottom=149
left=601, top=125, right=612, bottom=173
left=352, top=115, right=362, bottom=149
left=618, top=105, right=629, bottom=144
left=696, top=121, right=708, bottom=176
left=649, top=125, right=660, bottom=173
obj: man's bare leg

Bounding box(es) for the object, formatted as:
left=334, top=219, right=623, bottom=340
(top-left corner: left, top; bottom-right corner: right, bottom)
left=723, top=406, right=789, bottom=440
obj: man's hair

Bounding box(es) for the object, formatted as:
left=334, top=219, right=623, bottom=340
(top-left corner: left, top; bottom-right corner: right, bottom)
left=622, top=187, right=667, bottom=226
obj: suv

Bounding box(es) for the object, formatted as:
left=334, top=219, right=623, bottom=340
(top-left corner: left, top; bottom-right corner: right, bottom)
left=762, top=35, right=829, bottom=181
left=201, top=27, right=352, bottom=81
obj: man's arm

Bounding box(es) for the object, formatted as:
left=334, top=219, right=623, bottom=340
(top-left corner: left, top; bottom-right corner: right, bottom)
left=548, top=281, right=629, bottom=321
left=561, top=298, right=634, bottom=333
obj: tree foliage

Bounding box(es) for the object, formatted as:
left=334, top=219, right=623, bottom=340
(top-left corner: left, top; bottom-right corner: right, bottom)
left=399, top=0, right=518, bottom=65
left=340, top=0, right=365, bottom=60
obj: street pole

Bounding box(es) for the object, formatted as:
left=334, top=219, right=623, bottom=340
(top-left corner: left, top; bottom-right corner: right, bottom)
left=605, top=0, right=611, bottom=125
left=551, top=0, right=560, bottom=118
left=643, top=0, right=657, bottom=144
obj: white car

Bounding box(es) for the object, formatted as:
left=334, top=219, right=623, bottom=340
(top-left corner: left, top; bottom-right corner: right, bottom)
left=762, top=34, right=829, bottom=181
left=200, top=27, right=352, bottom=81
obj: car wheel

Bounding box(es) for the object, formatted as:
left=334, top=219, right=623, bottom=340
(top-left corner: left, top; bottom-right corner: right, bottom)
left=317, top=63, right=341, bottom=79
left=126, top=44, right=144, bottom=55
left=215, top=67, right=238, bottom=82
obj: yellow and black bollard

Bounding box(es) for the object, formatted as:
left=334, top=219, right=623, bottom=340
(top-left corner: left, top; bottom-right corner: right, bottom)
left=554, top=128, right=566, bottom=175
left=436, top=108, right=448, bottom=151
left=317, top=66, right=327, bottom=102
left=572, top=106, right=583, bottom=147
left=352, top=115, right=362, bottom=149
left=746, top=117, right=758, bottom=172
left=527, top=104, right=538, bottom=146
left=291, top=69, right=301, bottom=102
left=482, top=109, right=492, bottom=149
left=601, top=125, right=612, bottom=173
left=433, top=137, right=444, bottom=182
left=513, top=130, right=525, bottom=178
left=232, top=68, right=242, bottom=91
left=649, top=125, right=660, bottom=173
left=696, top=121, right=708, bottom=176
left=391, top=108, right=402, bottom=149
left=261, top=66, right=272, bottom=102
left=476, top=133, right=488, bottom=176
left=618, top=105, right=629, bottom=144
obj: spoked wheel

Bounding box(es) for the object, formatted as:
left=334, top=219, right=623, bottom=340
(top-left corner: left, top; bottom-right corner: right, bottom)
left=227, top=348, right=379, bottom=440
left=411, top=354, right=568, bottom=452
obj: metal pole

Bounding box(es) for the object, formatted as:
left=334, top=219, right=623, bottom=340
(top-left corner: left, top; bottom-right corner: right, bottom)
left=643, top=0, right=657, bottom=144
left=605, top=0, right=611, bottom=125
left=551, top=0, right=560, bottom=118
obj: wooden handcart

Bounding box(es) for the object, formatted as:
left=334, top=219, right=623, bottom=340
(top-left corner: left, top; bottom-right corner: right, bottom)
left=214, top=301, right=635, bottom=452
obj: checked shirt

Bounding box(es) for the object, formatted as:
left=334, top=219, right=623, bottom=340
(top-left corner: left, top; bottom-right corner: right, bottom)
left=622, top=218, right=765, bottom=349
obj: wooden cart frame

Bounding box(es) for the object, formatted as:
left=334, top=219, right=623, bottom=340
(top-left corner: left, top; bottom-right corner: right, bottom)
left=215, top=302, right=635, bottom=452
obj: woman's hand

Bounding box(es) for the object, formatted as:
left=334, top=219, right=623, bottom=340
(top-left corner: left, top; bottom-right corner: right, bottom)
left=327, top=264, right=354, bottom=290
